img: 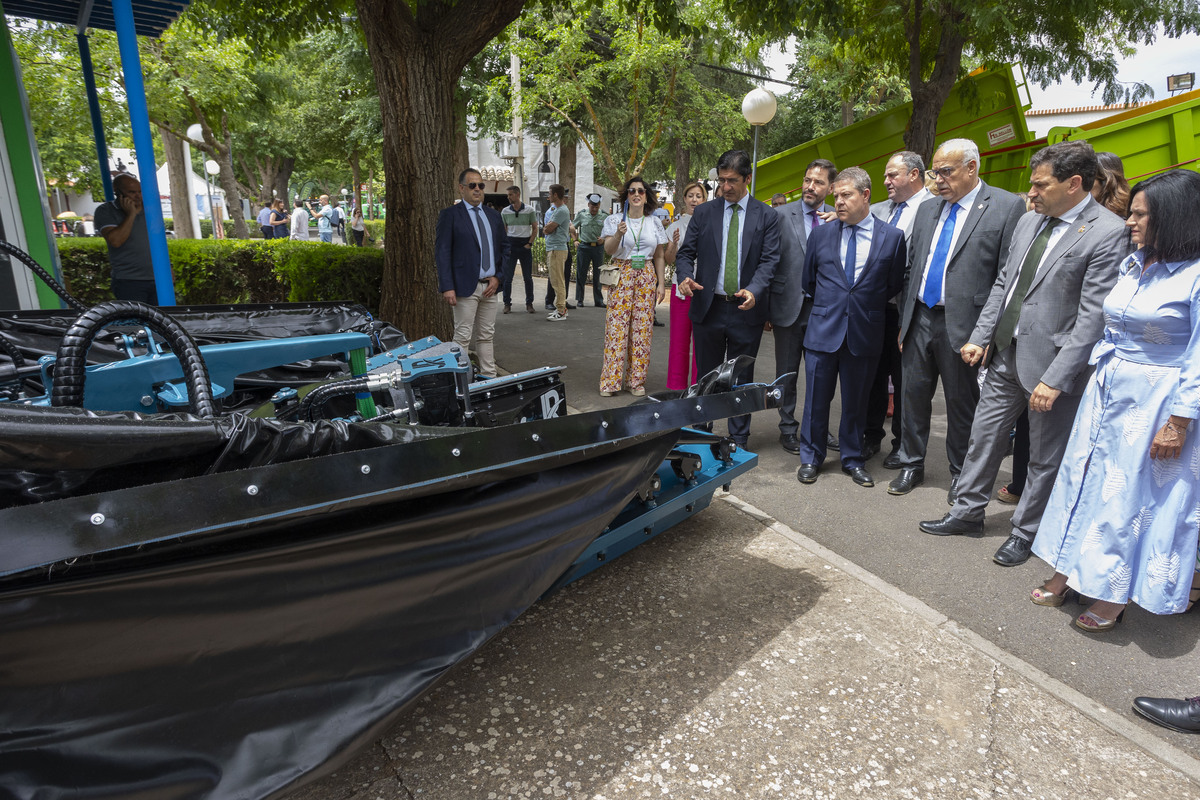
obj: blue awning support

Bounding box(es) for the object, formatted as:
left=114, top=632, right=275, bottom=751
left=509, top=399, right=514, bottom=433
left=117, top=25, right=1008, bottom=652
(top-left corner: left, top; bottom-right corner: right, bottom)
left=75, top=32, right=113, bottom=203
left=109, top=0, right=174, bottom=305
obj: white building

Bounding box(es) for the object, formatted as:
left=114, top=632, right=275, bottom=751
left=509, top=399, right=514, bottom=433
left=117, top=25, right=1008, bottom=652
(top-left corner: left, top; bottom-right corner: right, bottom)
left=1024, top=100, right=1158, bottom=139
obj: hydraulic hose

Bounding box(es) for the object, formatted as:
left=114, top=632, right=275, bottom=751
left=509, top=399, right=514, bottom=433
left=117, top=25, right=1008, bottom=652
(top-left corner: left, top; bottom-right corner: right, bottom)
left=0, top=239, right=87, bottom=313
left=291, top=376, right=375, bottom=423
left=51, top=300, right=216, bottom=418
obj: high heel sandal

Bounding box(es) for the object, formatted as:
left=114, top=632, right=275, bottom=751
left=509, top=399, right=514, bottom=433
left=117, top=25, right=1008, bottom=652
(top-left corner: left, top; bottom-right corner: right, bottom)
left=1075, top=606, right=1125, bottom=633
left=1030, top=582, right=1076, bottom=607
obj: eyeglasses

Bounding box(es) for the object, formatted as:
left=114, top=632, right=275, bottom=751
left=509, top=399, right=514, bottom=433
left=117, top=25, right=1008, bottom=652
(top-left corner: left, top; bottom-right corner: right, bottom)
left=925, top=166, right=958, bottom=180
left=463, top=182, right=485, bottom=190
left=627, top=187, right=646, bottom=195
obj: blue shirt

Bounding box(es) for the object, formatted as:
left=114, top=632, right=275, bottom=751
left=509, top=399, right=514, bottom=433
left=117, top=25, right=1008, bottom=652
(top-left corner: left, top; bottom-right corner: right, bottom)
left=840, top=213, right=875, bottom=283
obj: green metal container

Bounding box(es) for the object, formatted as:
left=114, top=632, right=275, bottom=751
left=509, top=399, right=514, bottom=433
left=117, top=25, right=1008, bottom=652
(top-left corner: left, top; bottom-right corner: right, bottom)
left=753, top=65, right=1034, bottom=204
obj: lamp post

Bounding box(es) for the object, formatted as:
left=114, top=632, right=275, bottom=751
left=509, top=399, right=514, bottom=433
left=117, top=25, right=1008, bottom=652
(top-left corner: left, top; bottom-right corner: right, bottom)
left=204, top=159, right=220, bottom=238
left=741, top=88, right=777, bottom=198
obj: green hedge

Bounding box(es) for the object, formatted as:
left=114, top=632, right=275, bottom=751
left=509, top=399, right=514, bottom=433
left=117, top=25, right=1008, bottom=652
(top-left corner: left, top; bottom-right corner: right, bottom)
left=57, top=238, right=384, bottom=312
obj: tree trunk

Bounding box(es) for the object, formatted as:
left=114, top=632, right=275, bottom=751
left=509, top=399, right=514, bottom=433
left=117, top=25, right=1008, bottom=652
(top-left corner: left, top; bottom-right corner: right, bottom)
left=841, top=100, right=854, bottom=128
left=218, top=124, right=250, bottom=239
left=161, top=127, right=195, bottom=239
left=559, top=136, right=577, bottom=213
left=368, top=166, right=375, bottom=219
left=903, top=7, right=966, bottom=161
left=275, top=157, right=294, bottom=203
left=354, top=0, right=524, bottom=337
left=350, top=150, right=363, bottom=213
left=673, top=139, right=690, bottom=195
left=453, top=94, right=471, bottom=176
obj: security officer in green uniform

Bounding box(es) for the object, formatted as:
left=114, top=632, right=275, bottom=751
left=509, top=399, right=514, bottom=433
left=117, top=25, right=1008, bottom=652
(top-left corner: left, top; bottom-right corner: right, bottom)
left=572, top=193, right=610, bottom=308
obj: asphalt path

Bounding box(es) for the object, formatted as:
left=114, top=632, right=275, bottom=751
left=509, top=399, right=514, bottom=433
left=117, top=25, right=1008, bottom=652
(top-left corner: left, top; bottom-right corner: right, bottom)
left=493, top=276, right=1200, bottom=761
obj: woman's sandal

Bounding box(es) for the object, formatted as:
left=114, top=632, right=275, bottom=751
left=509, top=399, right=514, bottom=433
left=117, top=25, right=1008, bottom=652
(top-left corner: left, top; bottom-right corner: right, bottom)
left=1075, top=607, right=1125, bottom=633
left=1030, top=582, right=1076, bottom=607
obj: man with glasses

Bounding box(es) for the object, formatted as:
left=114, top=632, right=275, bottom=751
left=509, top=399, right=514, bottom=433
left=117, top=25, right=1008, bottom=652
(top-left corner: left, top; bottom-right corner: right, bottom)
left=436, top=168, right=509, bottom=379
left=866, top=151, right=934, bottom=468
left=888, top=138, right=1025, bottom=503
left=95, top=173, right=156, bottom=303
left=676, top=149, right=781, bottom=447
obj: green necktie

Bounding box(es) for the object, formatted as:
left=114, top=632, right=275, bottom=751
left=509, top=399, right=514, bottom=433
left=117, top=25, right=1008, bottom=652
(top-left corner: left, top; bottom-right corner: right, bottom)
left=995, top=217, right=1060, bottom=352
left=724, top=204, right=740, bottom=296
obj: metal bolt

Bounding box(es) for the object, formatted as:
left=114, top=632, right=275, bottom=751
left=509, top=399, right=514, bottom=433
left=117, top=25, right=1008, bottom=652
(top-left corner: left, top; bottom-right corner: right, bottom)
left=532, top=433, right=540, bottom=442
left=90, top=513, right=105, bottom=525
left=601, top=421, right=609, bottom=429
left=653, top=412, right=660, bottom=419
left=247, top=485, right=259, bottom=496
left=768, top=388, right=782, bottom=401
left=361, top=465, right=371, bottom=475
left=452, top=447, right=461, bottom=457
left=695, top=404, right=702, bottom=412
left=735, top=397, right=742, bottom=404
left=140, top=395, right=154, bottom=407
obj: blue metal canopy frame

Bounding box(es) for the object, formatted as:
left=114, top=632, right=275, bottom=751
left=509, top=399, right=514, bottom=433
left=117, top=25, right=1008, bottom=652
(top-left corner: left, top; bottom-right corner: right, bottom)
left=5, top=0, right=191, bottom=305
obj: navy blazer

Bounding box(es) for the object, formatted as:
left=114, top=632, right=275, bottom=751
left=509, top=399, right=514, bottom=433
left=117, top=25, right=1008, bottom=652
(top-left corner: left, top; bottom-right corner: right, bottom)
left=802, top=217, right=907, bottom=358
left=675, top=195, right=781, bottom=327
left=435, top=202, right=509, bottom=297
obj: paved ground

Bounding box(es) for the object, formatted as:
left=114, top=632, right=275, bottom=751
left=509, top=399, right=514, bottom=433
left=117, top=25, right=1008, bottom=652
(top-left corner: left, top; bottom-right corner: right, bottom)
left=285, top=277, right=1200, bottom=798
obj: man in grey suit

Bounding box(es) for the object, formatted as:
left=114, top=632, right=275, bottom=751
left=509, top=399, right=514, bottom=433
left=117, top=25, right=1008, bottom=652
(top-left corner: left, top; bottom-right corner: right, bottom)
left=772, top=159, right=836, bottom=455
left=918, top=141, right=1128, bottom=565
left=888, top=138, right=1026, bottom=501
left=866, top=151, right=934, bottom=466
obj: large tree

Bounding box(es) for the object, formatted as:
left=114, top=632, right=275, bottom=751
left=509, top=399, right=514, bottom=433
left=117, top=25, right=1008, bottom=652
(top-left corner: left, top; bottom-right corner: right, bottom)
left=735, top=0, right=1200, bottom=160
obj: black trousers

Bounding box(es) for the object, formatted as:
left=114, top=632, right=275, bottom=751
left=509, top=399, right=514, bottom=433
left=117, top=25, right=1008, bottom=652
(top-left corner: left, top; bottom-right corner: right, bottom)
left=865, top=302, right=902, bottom=450
left=575, top=244, right=606, bottom=305
left=693, top=299, right=765, bottom=443
left=111, top=278, right=158, bottom=304
left=503, top=238, right=535, bottom=305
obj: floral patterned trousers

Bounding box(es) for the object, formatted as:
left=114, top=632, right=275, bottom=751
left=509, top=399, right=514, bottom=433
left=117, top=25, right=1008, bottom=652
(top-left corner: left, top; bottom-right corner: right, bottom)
left=600, top=260, right=657, bottom=393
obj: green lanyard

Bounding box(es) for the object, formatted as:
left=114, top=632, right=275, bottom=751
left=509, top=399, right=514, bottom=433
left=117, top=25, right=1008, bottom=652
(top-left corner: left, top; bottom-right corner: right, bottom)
left=627, top=215, right=645, bottom=254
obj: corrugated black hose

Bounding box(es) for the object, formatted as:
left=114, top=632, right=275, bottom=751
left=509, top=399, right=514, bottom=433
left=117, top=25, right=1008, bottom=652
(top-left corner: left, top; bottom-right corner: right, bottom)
left=51, top=300, right=217, bottom=418
left=0, top=239, right=88, bottom=313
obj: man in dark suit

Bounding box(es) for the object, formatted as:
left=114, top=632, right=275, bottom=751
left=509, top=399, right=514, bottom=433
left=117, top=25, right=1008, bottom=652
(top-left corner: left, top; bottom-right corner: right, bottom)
left=795, top=167, right=907, bottom=488
left=866, top=151, right=934, bottom=467
left=918, top=141, right=1128, bottom=565
left=435, top=168, right=509, bottom=379
left=888, top=138, right=1025, bottom=502
left=772, top=159, right=837, bottom=455
left=676, top=149, right=781, bottom=446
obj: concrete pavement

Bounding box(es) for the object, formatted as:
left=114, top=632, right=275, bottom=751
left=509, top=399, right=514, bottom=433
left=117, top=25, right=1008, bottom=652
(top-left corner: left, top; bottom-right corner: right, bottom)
left=284, top=276, right=1200, bottom=799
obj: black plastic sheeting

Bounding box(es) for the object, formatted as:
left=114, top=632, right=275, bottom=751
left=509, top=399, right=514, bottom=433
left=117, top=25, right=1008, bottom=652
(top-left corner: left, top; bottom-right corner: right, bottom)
left=0, top=402, right=446, bottom=507
left=0, top=431, right=677, bottom=800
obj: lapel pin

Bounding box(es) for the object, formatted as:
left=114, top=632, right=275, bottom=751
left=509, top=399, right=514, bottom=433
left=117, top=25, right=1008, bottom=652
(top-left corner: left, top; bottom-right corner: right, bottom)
left=1078, top=225, right=1086, bottom=233
left=978, top=203, right=984, bottom=209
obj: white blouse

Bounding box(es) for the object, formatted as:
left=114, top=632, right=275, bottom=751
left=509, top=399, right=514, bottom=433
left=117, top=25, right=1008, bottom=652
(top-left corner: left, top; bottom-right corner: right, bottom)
left=602, top=213, right=667, bottom=260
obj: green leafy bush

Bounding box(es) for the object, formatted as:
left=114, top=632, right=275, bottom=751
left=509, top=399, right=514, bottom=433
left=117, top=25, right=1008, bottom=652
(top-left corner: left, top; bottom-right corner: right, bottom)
left=57, top=238, right=384, bottom=311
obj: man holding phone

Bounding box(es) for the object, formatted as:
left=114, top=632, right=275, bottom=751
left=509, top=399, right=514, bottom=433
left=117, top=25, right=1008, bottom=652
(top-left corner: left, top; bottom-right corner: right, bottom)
left=95, top=173, right=156, bottom=303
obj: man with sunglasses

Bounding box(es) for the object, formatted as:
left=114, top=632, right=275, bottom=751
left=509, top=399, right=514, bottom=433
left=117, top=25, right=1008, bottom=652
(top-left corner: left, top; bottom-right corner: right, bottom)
left=95, top=173, right=156, bottom=303
left=889, top=138, right=1025, bottom=503
left=436, top=169, right=509, bottom=379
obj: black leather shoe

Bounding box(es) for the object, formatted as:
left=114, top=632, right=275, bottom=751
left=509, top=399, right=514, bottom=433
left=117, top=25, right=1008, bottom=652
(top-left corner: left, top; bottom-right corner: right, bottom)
left=1133, top=696, right=1200, bottom=733
left=797, top=464, right=819, bottom=484
left=882, top=450, right=903, bottom=470
left=887, top=467, right=924, bottom=495
left=947, top=476, right=960, bottom=506
left=862, top=440, right=881, bottom=460
left=992, top=534, right=1033, bottom=566
left=779, top=434, right=801, bottom=455
left=597, top=303, right=607, bottom=308
left=919, top=513, right=984, bottom=536
left=827, top=433, right=840, bottom=451
left=566, top=302, right=577, bottom=310
left=842, top=466, right=874, bottom=487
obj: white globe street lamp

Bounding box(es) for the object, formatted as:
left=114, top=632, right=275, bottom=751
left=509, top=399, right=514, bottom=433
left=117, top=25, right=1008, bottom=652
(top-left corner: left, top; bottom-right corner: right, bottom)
left=741, top=88, right=777, bottom=197
left=204, top=160, right=221, bottom=238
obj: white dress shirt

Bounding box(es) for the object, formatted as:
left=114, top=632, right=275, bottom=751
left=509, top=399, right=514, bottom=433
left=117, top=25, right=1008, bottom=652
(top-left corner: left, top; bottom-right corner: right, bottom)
left=717, top=194, right=750, bottom=296
left=916, top=181, right=984, bottom=306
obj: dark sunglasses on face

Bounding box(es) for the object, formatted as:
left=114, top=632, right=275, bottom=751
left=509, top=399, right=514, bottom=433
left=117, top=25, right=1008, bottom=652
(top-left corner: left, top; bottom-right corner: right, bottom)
left=627, top=187, right=646, bottom=195
left=463, top=182, right=485, bottom=190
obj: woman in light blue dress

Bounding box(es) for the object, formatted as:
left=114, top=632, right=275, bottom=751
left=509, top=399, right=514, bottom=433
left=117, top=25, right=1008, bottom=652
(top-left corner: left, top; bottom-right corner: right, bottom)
left=1030, top=169, right=1200, bottom=632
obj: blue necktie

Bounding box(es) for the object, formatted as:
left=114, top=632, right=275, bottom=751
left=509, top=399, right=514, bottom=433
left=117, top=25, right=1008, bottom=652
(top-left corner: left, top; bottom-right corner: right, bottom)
left=922, top=202, right=959, bottom=307
left=844, top=223, right=858, bottom=285
left=888, top=201, right=907, bottom=226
